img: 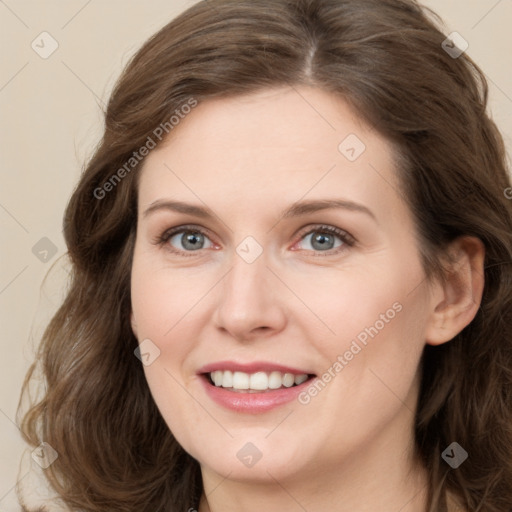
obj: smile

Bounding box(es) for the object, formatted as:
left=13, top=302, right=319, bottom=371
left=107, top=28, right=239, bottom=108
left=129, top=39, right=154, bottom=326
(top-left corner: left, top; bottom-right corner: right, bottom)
left=208, top=370, right=310, bottom=392
left=197, top=362, right=317, bottom=413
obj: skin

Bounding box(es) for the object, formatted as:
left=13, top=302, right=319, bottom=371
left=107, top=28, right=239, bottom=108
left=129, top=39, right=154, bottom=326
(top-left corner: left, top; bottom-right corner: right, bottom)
left=130, top=86, right=484, bottom=512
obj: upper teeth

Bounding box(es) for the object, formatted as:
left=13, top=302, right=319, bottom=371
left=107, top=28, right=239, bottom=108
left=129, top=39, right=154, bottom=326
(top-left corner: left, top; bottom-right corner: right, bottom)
left=210, top=370, right=309, bottom=391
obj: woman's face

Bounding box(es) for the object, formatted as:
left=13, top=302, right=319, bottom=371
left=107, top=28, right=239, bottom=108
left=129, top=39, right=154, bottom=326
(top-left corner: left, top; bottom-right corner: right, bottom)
left=130, top=86, right=438, bottom=484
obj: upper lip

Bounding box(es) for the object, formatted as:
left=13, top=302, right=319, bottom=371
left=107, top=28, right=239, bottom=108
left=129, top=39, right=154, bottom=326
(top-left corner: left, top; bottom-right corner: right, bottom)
left=197, top=361, right=315, bottom=375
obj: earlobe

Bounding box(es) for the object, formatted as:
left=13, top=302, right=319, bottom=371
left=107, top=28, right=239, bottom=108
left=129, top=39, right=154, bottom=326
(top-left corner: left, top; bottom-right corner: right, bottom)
left=425, top=236, right=485, bottom=346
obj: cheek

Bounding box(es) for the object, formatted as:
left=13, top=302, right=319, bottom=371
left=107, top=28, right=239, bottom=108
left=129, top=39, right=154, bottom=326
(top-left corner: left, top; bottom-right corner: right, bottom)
left=306, top=266, right=418, bottom=346
left=308, top=257, right=428, bottom=390
left=130, top=255, right=212, bottom=399
left=319, top=286, right=428, bottom=420
left=130, top=256, right=208, bottom=340
left=130, top=257, right=210, bottom=450
left=141, top=361, right=213, bottom=462
left=299, top=285, right=427, bottom=460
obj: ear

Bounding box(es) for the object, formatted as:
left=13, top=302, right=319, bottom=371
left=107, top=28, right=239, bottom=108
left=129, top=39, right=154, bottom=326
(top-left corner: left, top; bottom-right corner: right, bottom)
left=130, top=311, right=139, bottom=338
left=425, top=236, right=485, bottom=346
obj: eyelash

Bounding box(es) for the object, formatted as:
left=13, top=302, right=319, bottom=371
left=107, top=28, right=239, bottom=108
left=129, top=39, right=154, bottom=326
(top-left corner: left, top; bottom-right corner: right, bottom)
left=153, top=224, right=356, bottom=258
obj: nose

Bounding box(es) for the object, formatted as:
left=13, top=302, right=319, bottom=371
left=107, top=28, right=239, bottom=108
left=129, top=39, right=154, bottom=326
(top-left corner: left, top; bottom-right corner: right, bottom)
left=212, top=253, right=288, bottom=342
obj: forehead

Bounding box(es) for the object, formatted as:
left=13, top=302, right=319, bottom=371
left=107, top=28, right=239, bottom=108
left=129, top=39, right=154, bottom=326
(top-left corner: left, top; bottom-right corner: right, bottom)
left=137, top=86, right=405, bottom=224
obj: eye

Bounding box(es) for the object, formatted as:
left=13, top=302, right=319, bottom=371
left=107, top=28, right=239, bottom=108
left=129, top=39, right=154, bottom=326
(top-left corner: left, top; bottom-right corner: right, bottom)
left=154, top=224, right=355, bottom=257
left=293, top=225, right=355, bottom=255
left=155, top=225, right=215, bottom=256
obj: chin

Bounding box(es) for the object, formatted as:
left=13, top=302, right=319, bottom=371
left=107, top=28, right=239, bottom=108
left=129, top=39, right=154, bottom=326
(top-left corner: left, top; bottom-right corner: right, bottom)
left=187, top=435, right=312, bottom=483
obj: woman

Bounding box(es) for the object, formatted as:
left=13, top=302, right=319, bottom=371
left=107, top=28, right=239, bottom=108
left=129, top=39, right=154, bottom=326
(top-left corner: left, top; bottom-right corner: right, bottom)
left=18, top=0, right=512, bottom=511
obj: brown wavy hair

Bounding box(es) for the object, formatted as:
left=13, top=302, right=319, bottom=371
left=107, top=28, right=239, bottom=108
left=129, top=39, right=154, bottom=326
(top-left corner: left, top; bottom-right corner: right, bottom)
left=17, top=0, right=512, bottom=510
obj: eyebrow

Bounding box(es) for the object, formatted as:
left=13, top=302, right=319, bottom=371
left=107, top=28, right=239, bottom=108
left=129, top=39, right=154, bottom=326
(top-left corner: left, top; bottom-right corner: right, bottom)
left=143, top=198, right=377, bottom=222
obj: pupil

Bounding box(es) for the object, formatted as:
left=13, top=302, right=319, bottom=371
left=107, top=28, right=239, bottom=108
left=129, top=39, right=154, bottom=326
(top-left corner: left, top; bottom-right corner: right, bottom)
left=183, top=232, right=203, bottom=250
left=312, top=233, right=333, bottom=251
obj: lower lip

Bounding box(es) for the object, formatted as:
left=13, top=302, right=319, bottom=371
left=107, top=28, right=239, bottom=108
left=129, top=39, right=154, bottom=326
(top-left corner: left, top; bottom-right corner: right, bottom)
left=200, top=375, right=314, bottom=413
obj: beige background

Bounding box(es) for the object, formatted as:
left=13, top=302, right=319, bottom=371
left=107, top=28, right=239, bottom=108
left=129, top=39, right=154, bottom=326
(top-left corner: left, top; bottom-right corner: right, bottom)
left=0, top=0, right=511, bottom=509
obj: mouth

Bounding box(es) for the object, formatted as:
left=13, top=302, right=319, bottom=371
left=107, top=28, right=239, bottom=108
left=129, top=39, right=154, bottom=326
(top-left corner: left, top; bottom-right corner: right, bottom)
left=202, top=370, right=316, bottom=393
left=197, top=363, right=317, bottom=413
